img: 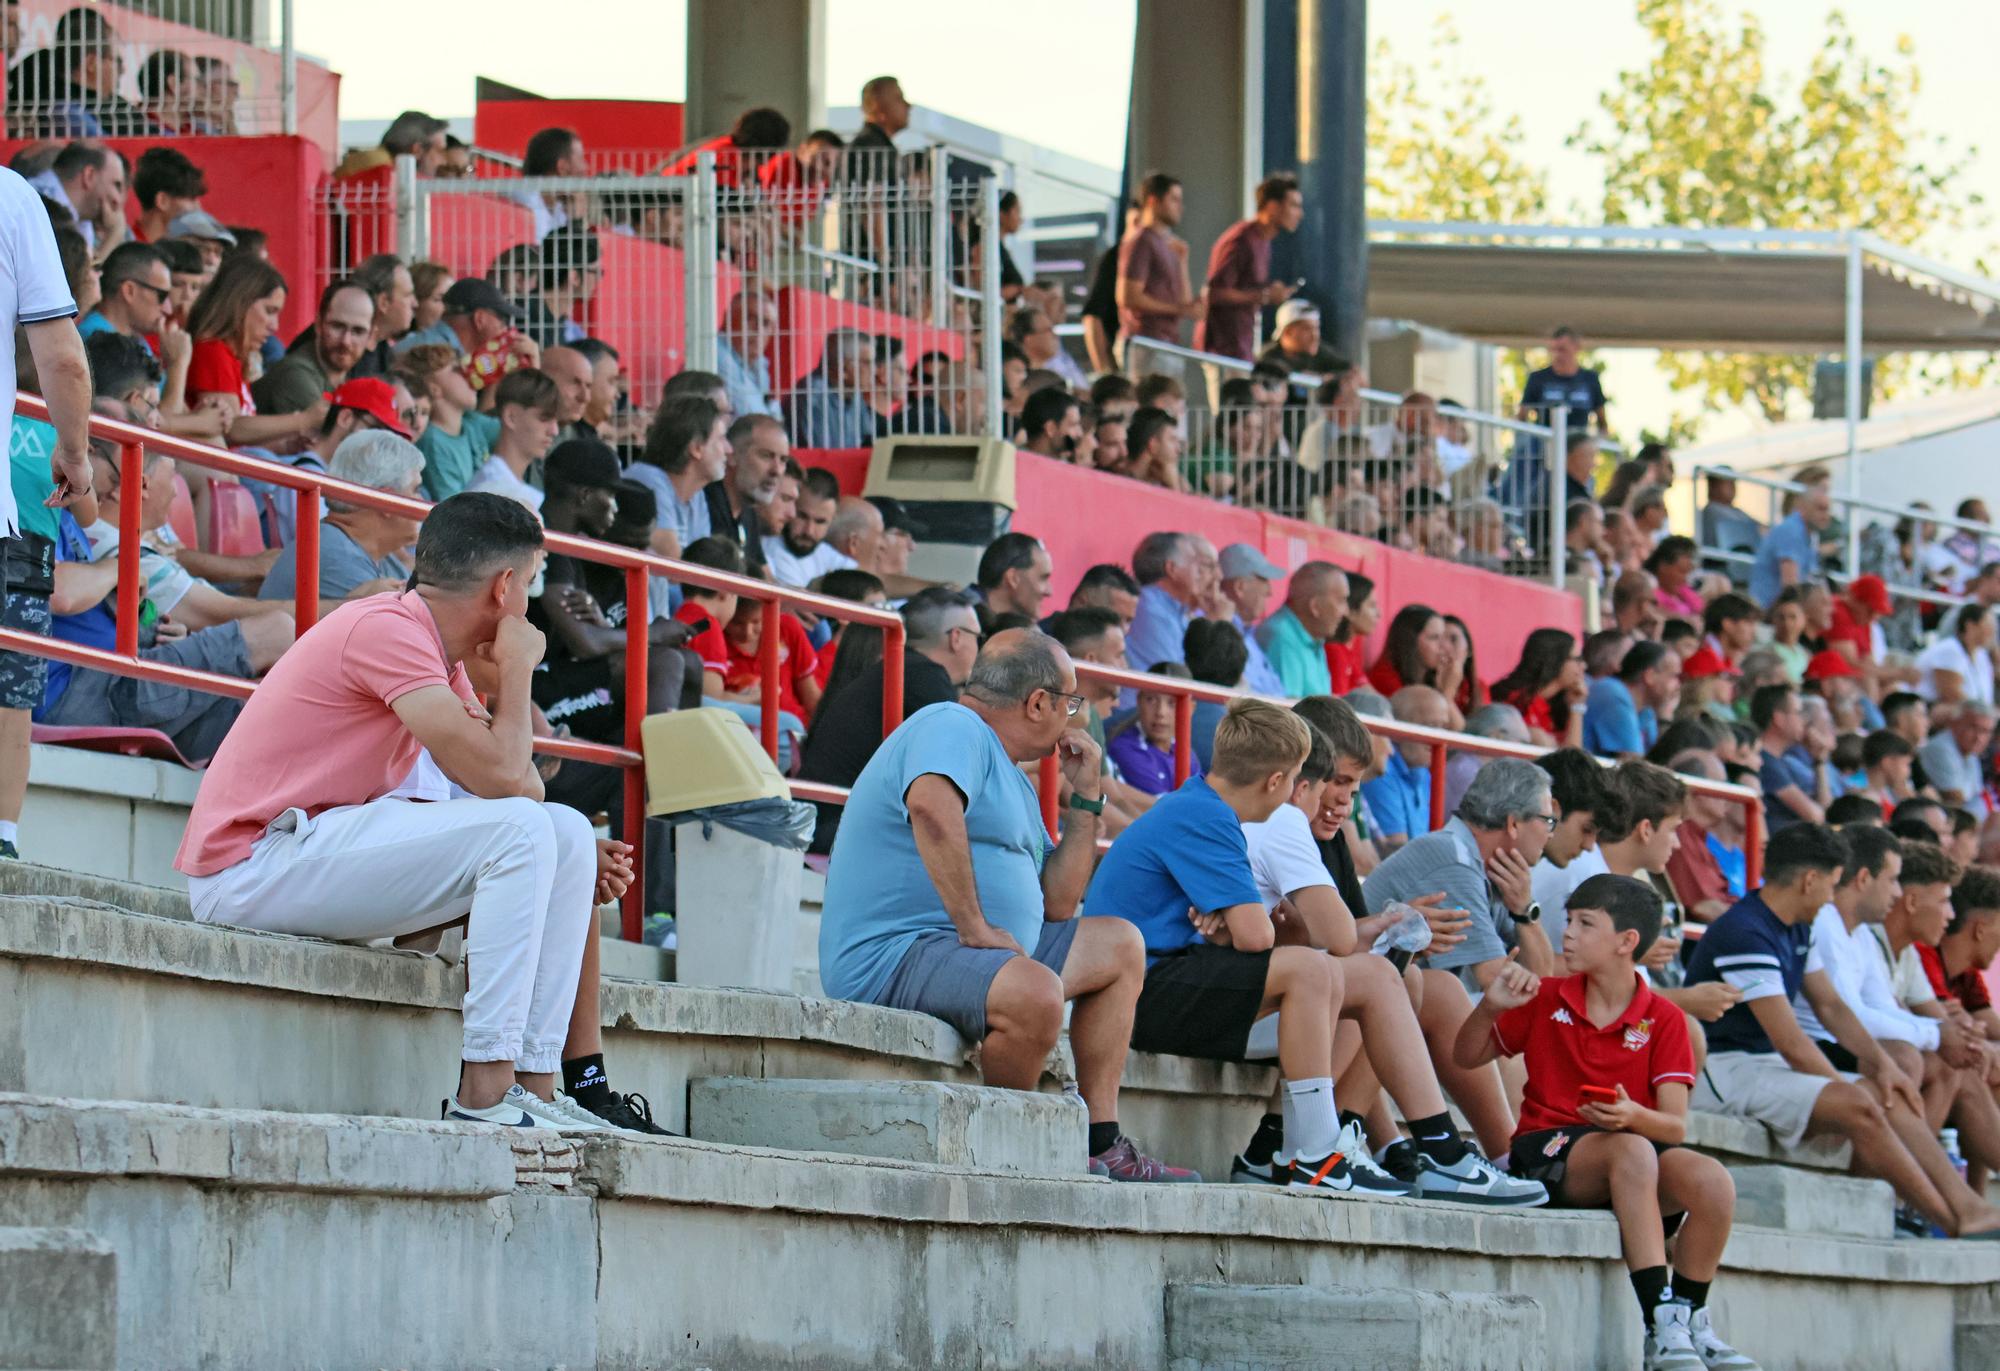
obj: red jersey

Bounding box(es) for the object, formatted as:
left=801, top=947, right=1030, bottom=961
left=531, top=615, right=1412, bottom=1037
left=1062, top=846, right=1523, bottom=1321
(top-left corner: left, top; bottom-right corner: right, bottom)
left=1916, top=942, right=1992, bottom=1012
left=186, top=338, right=254, bottom=414
left=1826, top=601, right=1874, bottom=661
left=1324, top=637, right=1365, bottom=695
left=1492, top=971, right=1695, bottom=1139
left=1503, top=689, right=1555, bottom=736
left=723, top=611, right=819, bottom=720
left=1367, top=656, right=1405, bottom=697
left=673, top=600, right=732, bottom=676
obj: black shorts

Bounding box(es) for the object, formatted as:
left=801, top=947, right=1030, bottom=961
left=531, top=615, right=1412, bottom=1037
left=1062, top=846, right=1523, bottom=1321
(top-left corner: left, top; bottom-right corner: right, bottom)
left=1130, top=943, right=1272, bottom=1061
left=1511, top=1124, right=1686, bottom=1230
left=1819, top=1040, right=1861, bottom=1074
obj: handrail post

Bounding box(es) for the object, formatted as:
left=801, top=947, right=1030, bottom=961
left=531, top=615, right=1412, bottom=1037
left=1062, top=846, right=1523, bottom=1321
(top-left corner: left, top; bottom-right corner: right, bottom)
left=1173, top=693, right=1194, bottom=788
left=881, top=621, right=905, bottom=738
left=1548, top=407, right=1569, bottom=588
left=758, top=597, right=781, bottom=763
left=292, top=489, right=320, bottom=633
left=114, top=442, right=144, bottom=658
left=621, top=566, right=648, bottom=942
left=1428, top=741, right=1447, bottom=832
left=928, top=145, right=951, bottom=328
left=1038, top=753, right=1060, bottom=840
left=1742, top=791, right=1763, bottom=893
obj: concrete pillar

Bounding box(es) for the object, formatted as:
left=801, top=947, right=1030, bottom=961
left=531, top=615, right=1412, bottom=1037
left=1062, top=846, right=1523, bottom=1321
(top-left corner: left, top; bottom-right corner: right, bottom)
left=1128, top=0, right=1263, bottom=290
left=684, top=0, right=826, bottom=145
left=1292, top=0, right=1369, bottom=365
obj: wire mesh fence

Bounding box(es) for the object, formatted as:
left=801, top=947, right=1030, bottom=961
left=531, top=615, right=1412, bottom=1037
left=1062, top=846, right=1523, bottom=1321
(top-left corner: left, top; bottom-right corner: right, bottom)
left=3, top=0, right=291, bottom=139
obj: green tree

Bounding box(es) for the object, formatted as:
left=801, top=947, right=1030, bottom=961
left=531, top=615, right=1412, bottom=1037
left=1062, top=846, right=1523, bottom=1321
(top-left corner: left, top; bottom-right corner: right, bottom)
left=1574, top=0, right=1982, bottom=428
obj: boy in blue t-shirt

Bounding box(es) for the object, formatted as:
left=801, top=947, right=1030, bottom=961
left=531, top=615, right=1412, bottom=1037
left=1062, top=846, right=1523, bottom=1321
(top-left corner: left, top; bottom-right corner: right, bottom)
left=1084, top=696, right=1409, bottom=1198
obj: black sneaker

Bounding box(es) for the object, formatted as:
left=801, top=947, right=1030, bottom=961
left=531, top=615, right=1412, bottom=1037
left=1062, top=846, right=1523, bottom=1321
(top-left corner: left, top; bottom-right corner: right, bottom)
left=0, top=839, right=16, bottom=860
left=587, top=1091, right=680, bottom=1137
left=1287, top=1122, right=1413, bottom=1197
left=1228, top=1153, right=1286, bottom=1186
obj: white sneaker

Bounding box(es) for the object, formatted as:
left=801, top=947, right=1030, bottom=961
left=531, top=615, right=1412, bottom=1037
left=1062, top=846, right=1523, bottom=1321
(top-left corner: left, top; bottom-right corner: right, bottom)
left=443, top=1093, right=538, bottom=1128
left=1686, top=1306, right=1760, bottom=1370
left=510, top=1086, right=615, bottom=1133
left=1409, top=1145, right=1549, bottom=1207
left=1644, top=1301, right=1706, bottom=1371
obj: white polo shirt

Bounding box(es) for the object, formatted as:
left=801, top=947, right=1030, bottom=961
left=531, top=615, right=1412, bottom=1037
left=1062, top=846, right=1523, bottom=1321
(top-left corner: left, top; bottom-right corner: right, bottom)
left=1, top=165, right=81, bottom=538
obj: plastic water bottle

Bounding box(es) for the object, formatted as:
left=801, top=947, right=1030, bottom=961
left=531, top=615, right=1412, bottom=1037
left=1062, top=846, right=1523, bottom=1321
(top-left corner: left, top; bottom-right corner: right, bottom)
left=1941, top=1128, right=1968, bottom=1184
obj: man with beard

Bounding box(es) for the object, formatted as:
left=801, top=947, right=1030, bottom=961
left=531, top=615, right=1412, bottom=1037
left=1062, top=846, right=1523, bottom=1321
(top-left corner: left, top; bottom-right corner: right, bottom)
left=695, top=413, right=786, bottom=578
left=761, top=466, right=856, bottom=589
left=1019, top=386, right=1083, bottom=460
left=253, top=280, right=377, bottom=416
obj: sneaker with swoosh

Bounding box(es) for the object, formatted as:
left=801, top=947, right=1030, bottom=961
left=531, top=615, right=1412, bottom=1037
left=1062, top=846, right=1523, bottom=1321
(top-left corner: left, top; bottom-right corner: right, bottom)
left=1090, top=1135, right=1201, bottom=1182
left=1288, top=1121, right=1413, bottom=1197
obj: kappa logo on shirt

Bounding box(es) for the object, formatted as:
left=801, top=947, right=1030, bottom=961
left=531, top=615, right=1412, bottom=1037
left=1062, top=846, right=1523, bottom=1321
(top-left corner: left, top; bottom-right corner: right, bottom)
left=1622, top=1018, right=1653, bottom=1053
left=1551, top=1007, right=1575, bottom=1025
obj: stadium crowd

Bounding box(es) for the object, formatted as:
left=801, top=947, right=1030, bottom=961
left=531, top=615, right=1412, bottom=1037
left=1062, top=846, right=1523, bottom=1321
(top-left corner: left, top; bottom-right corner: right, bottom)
left=9, top=45, right=2000, bottom=1371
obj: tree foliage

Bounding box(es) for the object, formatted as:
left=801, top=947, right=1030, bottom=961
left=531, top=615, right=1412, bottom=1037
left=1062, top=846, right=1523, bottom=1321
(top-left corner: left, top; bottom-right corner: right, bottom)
left=1572, top=0, right=1983, bottom=426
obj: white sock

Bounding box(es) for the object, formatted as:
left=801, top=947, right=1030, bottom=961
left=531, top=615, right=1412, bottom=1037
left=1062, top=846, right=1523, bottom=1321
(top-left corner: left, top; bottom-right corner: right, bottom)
left=1277, top=1080, right=1298, bottom=1165
left=1286, top=1077, right=1339, bottom=1161
left=0, top=820, right=16, bottom=845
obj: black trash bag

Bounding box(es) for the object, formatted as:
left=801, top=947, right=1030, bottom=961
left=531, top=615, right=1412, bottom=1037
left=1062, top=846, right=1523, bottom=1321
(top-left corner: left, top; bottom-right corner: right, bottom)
left=684, top=796, right=817, bottom=851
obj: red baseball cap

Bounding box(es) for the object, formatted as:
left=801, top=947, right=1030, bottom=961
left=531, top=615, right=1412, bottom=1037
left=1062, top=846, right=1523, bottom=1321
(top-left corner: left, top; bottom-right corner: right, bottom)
left=1846, top=574, right=1893, bottom=617
left=1804, top=648, right=1860, bottom=681
left=324, top=377, right=412, bottom=438
left=1680, top=646, right=1738, bottom=680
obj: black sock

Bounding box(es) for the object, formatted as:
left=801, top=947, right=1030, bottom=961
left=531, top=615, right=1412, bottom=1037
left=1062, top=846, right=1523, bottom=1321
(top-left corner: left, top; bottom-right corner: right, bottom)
left=1243, top=1112, right=1284, bottom=1165
left=1408, top=1111, right=1470, bottom=1165
left=1631, top=1266, right=1672, bottom=1326
left=1338, top=1109, right=1365, bottom=1133
left=1675, top=1276, right=1709, bottom=1312
left=1088, top=1121, right=1121, bottom=1156
left=562, top=1054, right=611, bottom=1112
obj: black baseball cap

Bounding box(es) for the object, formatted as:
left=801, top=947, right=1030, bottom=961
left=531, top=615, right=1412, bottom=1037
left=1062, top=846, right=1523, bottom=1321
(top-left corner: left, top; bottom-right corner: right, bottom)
left=868, top=494, right=927, bottom=539
left=442, top=277, right=518, bottom=321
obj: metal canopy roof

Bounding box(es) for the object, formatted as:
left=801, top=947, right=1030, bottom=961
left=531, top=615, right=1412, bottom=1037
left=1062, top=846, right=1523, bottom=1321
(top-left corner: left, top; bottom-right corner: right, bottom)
left=1364, top=229, right=2000, bottom=353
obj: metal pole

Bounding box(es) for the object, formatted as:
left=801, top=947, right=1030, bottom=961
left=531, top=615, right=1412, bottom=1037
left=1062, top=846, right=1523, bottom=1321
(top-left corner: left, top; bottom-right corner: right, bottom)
left=758, top=597, right=781, bottom=762
left=1844, top=234, right=1864, bottom=575
left=928, top=146, right=951, bottom=328
left=684, top=156, right=721, bottom=373
left=392, top=154, right=421, bottom=264
left=292, top=488, right=319, bottom=633
left=114, top=442, right=144, bottom=659
left=280, top=0, right=297, bottom=136
left=1038, top=753, right=1060, bottom=839
left=1549, top=408, right=1569, bottom=588
left=881, top=622, right=906, bottom=739
left=621, top=567, right=649, bottom=942
left=1428, top=742, right=1447, bottom=832
left=979, top=175, right=1004, bottom=438
left=1172, top=694, right=1194, bottom=788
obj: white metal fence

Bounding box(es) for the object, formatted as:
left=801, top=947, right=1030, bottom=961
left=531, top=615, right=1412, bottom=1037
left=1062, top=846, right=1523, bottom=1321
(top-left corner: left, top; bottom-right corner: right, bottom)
left=4, top=0, right=300, bottom=138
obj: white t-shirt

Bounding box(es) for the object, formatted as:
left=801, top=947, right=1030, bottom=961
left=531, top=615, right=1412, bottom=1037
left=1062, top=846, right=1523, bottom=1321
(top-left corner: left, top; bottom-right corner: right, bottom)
left=761, top=534, right=857, bottom=590
left=1242, top=802, right=1334, bottom=911
left=1, top=165, right=80, bottom=538
left=1914, top=634, right=1995, bottom=707
left=1869, top=926, right=1937, bottom=1011
left=464, top=456, right=545, bottom=514
left=1531, top=845, right=1607, bottom=948
left=1799, top=906, right=1940, bottom=1049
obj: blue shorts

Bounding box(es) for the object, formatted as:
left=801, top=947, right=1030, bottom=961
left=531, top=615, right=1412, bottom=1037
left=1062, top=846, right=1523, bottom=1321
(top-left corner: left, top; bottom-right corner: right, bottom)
left=876, top=919, right=1081, bottom=1043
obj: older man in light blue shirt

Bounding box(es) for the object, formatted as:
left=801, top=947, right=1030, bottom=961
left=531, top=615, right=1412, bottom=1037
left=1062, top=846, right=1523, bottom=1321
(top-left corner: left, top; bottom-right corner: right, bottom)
left=1215, top=542, right=1288, bottom=696
left=1125, top=531, right=1218, bottom=674
left=718, top=288, right=782, bottom=420
left=786, top=327, right=876, bottom=449
left=1749, top=482, right=1831, bottom=607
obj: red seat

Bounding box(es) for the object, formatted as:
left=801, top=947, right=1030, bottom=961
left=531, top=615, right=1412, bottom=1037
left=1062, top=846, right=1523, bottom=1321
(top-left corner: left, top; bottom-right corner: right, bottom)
left=30, top=724, right=203, bottom=770
left=207, top=481, right=266, bottom=557
left=167, top=473, right=198, bottom=549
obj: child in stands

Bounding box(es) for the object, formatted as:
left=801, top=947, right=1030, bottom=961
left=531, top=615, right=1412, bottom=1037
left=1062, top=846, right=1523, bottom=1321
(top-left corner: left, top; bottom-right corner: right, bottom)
left=1456, top=873, right=1758, bottom=1371
left=1107, top=661, right=1202, bottom=795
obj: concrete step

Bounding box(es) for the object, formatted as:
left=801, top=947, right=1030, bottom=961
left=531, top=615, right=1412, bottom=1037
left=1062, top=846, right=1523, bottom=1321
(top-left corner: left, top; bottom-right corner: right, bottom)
left=4, top=1093, right=1996, bottom=1371
left=689, top=1076, right=1087, bottom=1175
left=1731, top=1165, right=1894, bottom=1240
left=17, top=743, right=199, bottom=889
left=0, top=1225, right=118, bottom=1370
left=1164, top=1282, right=1545, bottom=1371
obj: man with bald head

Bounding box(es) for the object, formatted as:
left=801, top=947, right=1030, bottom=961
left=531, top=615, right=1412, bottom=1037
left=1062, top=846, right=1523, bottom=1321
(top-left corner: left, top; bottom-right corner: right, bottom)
left=1256, top=560, right=1349, bottom=698
left=820, top=629, right=1196, bottom=1180
left=541, top=345, right=594, bottom=436
left=1360, top=685, right=1451, bottom=852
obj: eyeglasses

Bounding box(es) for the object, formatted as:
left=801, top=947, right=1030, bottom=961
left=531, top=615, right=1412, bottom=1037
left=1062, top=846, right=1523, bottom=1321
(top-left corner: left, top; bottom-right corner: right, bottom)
left=1524, top=812, right=1558, bottom=830
left=1045, top=690, right=1088, bottom=718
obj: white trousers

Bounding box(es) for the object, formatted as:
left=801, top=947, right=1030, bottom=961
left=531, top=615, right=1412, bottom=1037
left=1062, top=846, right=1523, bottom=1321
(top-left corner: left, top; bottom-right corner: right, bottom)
left=189, top=797, right=597, bottom=1072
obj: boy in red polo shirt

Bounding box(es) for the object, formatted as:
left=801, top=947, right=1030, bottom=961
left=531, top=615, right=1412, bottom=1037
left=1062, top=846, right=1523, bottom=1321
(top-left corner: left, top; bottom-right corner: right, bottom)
left=1456, top=873, right=1756, bottom=1371
left=670, top=537, right=742, bottom=697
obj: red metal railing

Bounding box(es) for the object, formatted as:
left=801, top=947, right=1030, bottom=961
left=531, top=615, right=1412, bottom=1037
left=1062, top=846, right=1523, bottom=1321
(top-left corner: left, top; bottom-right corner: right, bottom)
left=1038, top=663, right=1767, bottom=889
left=3, top=396, right=905, bottom=940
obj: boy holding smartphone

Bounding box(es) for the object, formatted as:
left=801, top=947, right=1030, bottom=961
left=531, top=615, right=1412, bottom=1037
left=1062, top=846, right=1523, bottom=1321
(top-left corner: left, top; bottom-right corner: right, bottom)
left=1455, top=873, right=1757, bottom=1371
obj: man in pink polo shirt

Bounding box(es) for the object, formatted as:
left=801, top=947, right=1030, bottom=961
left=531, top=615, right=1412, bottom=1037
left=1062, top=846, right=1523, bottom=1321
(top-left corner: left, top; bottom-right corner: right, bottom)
left=176, top=492, right=619, bottom=1131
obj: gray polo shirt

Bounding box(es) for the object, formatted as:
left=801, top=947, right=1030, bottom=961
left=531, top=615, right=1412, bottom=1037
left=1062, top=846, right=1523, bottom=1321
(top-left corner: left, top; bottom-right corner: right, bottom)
left=258, top=520, right=408, bottom=602
left=1360, top=817, right=1507, bottom=986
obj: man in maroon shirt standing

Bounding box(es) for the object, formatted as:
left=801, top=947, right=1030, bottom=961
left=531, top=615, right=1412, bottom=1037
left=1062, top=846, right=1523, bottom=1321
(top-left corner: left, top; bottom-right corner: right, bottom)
left=1197, top=174, right=1303, bottom=364
left=1115, top=173, right=1203, bottom=380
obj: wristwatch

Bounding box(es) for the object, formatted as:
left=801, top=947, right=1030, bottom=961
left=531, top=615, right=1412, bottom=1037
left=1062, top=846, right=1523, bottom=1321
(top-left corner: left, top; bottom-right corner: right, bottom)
left=1508, top=902, right=1542, bottom=927
left=1067, top=793, right=1105, bottom=816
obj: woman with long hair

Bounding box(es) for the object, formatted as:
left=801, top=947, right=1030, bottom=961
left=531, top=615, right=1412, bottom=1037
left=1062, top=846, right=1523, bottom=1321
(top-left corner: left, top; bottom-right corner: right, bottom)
left=184, top=254, right=311, bottom=449
left=1491, top=628, right=1585, bottom=747
left=1441, top=614, right=1485, bottom=720
left=1324, top=571, right=1378, bottom=694
left=1368, top=603, right=1452, bottom=726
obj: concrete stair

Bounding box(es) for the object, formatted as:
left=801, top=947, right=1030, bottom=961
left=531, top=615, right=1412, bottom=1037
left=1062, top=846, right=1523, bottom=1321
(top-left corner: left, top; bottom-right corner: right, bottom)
left=0, top=1225, right=117, bottom=1370
left=1164, top=1282, right=1546, bottom=1371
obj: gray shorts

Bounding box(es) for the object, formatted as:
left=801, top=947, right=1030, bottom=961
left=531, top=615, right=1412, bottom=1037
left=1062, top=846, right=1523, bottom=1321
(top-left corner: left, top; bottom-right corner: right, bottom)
left=0, top=589, right=51, bottom=710
left=41, top=621, right=251, bottom=762
left=877, top=919, right=1081, bottom=1043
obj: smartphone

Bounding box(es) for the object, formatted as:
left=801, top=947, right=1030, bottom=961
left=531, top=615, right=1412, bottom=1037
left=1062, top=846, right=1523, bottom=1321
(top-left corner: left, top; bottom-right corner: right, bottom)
left=1578, top=1085, right=1618, bottom=1106
left=1386, top=946, right=1417, bottom=974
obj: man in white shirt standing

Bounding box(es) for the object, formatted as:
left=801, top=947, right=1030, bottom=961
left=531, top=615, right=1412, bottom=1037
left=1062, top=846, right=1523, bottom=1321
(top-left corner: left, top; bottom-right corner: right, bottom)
left=1, top=164, right=96, bottom=862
